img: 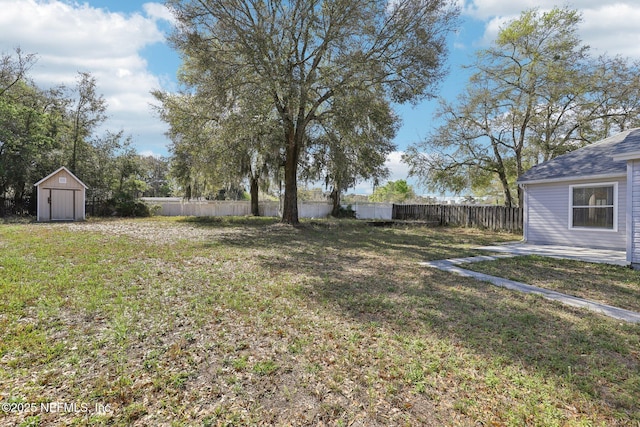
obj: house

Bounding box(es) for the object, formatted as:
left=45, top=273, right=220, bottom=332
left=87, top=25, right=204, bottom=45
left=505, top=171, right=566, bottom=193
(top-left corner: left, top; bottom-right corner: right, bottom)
left=34, top=166, right=88, bottom=222
left=517, top=128, right=640, bottom=269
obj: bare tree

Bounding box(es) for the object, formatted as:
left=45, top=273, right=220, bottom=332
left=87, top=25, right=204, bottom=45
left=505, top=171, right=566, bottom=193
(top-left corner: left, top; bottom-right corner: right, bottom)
left=403, top=7, right=637, bottom=207
left=0, top=48, right=37, bottom=98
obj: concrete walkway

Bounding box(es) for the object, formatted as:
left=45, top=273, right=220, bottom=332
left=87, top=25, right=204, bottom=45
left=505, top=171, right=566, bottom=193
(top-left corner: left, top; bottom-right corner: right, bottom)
left=477, top=242, right=628, bottom=266
left=420, top=254, right=640, bottom=324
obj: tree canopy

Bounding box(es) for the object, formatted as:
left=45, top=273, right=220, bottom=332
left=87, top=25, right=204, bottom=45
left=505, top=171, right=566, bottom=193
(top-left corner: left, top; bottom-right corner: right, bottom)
left=302, top=87, right=398, bottom=215
left=0, top=48, right=173, bottom=216
left=403, top=7, right=640, bottom=207
left=369, top=179, right=416, bottom=203
left=165, top=0, right=459, bottom=223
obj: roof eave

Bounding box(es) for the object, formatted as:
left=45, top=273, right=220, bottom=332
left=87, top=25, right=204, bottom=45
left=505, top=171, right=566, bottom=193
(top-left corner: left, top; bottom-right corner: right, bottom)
left=611, top=151, right=640, bottom=161
left=517, top=172, right=627, bottom=186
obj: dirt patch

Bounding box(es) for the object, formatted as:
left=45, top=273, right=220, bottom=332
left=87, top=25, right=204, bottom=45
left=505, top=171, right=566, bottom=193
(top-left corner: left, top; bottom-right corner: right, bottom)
left=43, top=219, right=248, bottom=245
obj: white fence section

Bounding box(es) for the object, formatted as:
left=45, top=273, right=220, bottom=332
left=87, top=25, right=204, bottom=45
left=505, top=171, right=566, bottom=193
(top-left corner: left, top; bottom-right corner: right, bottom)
left=298, top=202, right=334, bottom=218
left=141, top=198, right=279, bottom=217
left=351, top=203, right=393, bottom=220
left=140, top=198, right=393, bottom=220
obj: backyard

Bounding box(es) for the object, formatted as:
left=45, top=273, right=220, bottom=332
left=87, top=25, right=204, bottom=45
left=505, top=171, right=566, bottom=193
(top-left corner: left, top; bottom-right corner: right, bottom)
left=0, top=217, right=639, bottom=426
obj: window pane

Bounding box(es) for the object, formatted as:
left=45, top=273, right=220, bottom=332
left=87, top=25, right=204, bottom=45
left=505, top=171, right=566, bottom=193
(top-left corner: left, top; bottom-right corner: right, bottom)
left=572, top=186, right=613, bottom=206
left=573, top=188, right=589, bottom=206
left=572, top=207, right=614, bottom=228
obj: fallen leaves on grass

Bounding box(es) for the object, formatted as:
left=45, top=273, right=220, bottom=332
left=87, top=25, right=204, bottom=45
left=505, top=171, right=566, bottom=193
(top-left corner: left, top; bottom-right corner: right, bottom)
left=0, top=218, right=637, bottom=426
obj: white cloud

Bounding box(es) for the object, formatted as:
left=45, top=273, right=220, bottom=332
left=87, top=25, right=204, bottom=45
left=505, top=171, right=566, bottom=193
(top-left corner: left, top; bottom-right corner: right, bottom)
left=2, top=1, right=164, bottom=65
left=347, top=151, right=412, bottom=195
left=453, top=41, right=466, bottom=50
left=463, top=0, right=606, bottom=21
left=143, top=2, right=176, bottom=23
left=464, top=1, right=640, bottom=60
left=384, top=151, right=410, bottom=182
left=138, top=150, right=164, bottom=158
left=476, top=15, right=510, bottom=47
left=0, top=0, right=174, bottom=154
left=464, top=0, right=535, bottom=21
left=351, top=181, right=376, bottom=195
left=580, top=4, right=640, bottom=58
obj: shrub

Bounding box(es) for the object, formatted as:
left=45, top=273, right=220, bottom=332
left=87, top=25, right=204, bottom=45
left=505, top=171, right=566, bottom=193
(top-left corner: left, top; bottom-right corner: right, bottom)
left=113, top=198, right=157, bottom=217
left=333, top=204, right=356, bottom=218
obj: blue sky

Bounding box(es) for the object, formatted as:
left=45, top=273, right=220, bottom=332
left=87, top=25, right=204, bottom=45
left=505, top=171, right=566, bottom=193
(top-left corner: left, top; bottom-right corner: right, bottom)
left=3, top=0, right=640, bottom=194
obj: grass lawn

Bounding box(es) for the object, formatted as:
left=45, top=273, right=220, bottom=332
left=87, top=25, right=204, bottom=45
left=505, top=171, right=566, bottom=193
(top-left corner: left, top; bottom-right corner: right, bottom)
left=0, top=217, right=638, bottom=426
left=463, top=255, right=640, bottom=314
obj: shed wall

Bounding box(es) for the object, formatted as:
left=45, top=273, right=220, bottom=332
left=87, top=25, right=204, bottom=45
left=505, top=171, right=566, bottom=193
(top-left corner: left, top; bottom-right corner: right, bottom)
left=524, top=177, right=627, bottom=250
left=37, top=169, right=85, bottom=190
left=36, top=169, right=86, bottom=221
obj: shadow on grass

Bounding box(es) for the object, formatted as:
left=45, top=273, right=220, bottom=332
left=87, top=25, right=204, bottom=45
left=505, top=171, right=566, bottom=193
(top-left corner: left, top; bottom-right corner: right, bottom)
left=178, top=215, right=281, bottom=228
left=186, top=218, right=639, bottom=419
left=465, top=255, right=640, bottom=313
left=310, top=263, right=639, bottom=418
left=183, top=217, right=516, bottom=262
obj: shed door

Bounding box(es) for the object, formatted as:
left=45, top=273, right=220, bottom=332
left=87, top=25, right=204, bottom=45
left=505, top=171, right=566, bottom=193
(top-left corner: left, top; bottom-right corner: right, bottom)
left=51, top=189, right=75, bottom=220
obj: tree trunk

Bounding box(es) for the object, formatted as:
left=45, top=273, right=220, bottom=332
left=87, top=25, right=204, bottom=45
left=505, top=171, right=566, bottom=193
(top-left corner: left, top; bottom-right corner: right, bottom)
left=330, top=187, right=340, bottom=217
left=499, top=172, right=513, bottom=208
left=281, top=130, right=300, bottom=225
left=250, top=175, right=260, bottom=216
left=517, top=185, right=523, bottom=208
left=489, top=137, right=514, bottom=208
left=71, top=138, right=77, bottom=175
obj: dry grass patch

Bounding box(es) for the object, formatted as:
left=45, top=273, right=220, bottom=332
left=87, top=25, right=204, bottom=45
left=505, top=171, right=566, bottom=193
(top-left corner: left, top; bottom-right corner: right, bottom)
left=1, top=218, right=638, bottom=426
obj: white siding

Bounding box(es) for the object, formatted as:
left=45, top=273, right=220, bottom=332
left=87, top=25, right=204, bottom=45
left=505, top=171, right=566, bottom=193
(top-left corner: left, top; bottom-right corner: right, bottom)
left=524, top=178, right=627, bottom=250
left=632, top=161, right=640, bottom=264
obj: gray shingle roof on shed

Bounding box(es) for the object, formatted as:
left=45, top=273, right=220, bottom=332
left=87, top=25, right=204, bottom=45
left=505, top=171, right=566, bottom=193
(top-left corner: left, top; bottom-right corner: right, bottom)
left=517, top=128, right=640, bottom=183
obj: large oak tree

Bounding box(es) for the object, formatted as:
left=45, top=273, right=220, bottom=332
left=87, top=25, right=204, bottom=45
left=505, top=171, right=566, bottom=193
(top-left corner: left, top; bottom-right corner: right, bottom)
left=166, top=0, right=459, bottom=224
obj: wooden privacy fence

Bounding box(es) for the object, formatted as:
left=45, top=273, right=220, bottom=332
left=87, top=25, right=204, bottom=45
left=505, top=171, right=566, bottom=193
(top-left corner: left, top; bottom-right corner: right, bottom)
left=393, top=204, right=523, bottom=233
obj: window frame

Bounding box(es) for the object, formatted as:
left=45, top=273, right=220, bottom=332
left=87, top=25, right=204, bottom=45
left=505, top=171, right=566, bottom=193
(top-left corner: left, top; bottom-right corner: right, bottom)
left=568, top=182, right=618, bottom=232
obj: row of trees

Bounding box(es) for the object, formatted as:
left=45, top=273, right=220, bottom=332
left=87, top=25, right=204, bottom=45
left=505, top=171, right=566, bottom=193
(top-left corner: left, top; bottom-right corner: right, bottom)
left=158, top=3, right=640, bottom=215
left=0, top=49, right=172, bottom=215
left=403, top=7, right=640, bottom=207
left=155, top=0, right=460, bottom=223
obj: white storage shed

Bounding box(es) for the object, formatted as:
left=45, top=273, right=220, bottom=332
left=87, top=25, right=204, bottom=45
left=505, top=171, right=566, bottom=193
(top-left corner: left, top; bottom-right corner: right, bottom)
left=34, top=166, right=87, bottom=221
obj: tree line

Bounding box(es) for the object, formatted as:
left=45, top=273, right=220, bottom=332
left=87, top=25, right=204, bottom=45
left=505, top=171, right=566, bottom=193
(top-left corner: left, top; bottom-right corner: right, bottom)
left=156, top=2, right=640, bottom=218
left=11, top=3, right=623, bottom=219
left=0, top=49, right=172, bottom=216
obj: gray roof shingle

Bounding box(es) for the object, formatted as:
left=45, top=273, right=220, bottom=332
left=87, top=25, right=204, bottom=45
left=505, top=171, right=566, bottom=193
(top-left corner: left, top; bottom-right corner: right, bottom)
left=517, top=128, right=640, bottom=183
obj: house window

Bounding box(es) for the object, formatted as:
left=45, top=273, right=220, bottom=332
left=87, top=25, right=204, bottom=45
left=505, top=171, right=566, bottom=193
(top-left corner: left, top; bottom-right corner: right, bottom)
left=569, top=183, right=617, bottom=231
